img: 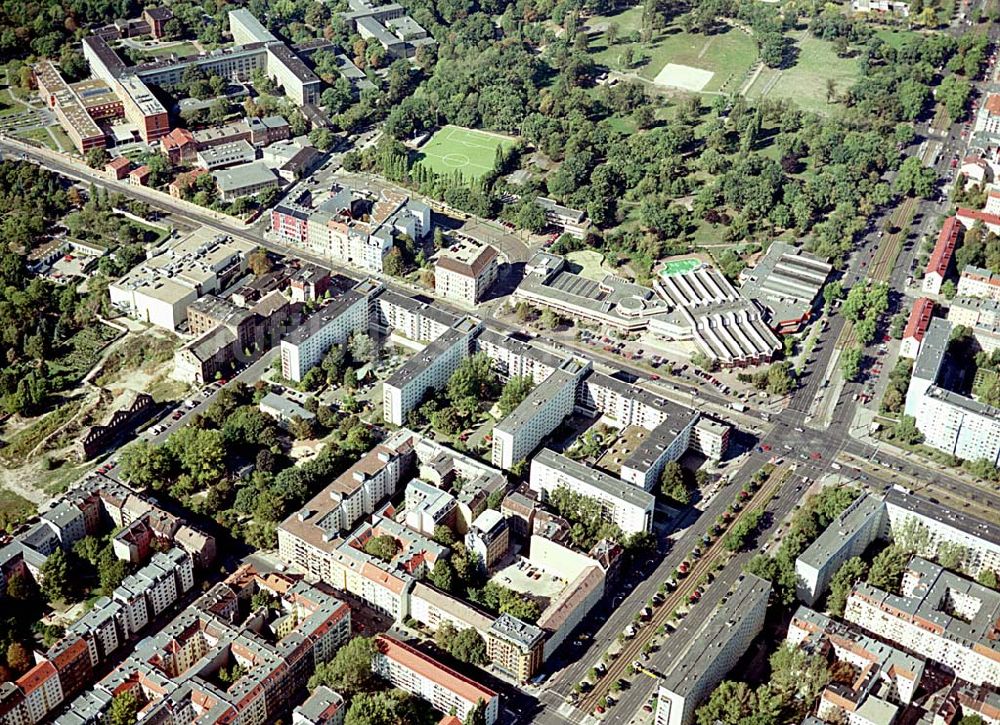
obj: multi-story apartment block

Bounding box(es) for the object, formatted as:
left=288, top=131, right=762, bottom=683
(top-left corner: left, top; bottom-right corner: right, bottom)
left=923, top=217, right=962, bottom=295
left=382, top=317, right=481, bottom=426
left=464, top=509, right=509, bottom=572
left=788, top=606, right=925, bottom=708
left=901, top=297, right=935, bottom=359
left=68, top=597, right=124, bottom=663
left=492, top=357, right=591, bottom=470
left=434, top=240, right=500, bottom=304
left=278, top=430, right=416, bottom=578
left=406, top=583, right=544, bottom=682
left=280, top=279, right=381, bottom=382
left=654, top=575, right=771, bottom=725
left=691, top=418, right=730, bottom=461
left=373, top=289, right=458, bottom=342
left=845, top=558, right=1000, bottom=687
left=958, top=265, right=1000, bottom=301
left=975, top=93, right=1000, bottom=141
left=114, top=547, right=195, bottom=637
left=39, top=501, right=87, bottom=548
left=371, top=635, right=499, bottom=724
left=796, top=485, right=1000, bottom=605
left=293, top=685, right=346, bottom=725
left=271, top=186, right=432, bottom=274
left=328, top=513, right=448, bottom=620
left=529, top=449, right=655, bottom=534
left=410, top=431, right=507, bottom=533
left=52, top=569, right=350, bottom=725
left=905, top=317, right=1000, bottom=464
left=795, top=493, right=886, bottom=606
left=948, top=294, right=1000, bottom=330
left=1, top=546, right=195, bottom=725
left=883, top=487, right=1000, bottom=578
left=474, top=328, right=562, bottom=384
left=487, top=614, right=546, bottom=683
left=12, top=662, right=63, bottom=725
left=403, top=478, right=459, bottom=537
left=289, top=263, right=333, bottom=302
left=410, top=581, right=494, bottom=638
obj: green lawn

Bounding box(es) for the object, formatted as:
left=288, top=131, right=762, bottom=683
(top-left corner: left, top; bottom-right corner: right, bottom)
left=136, top=41, right=200, bottom=58
left=875, top=29, right=922, bottom=49
left=587, top=5, right=646, bottom=36
left=15, top=127, right=57, bottom=150
left=49, top=125, right=75, bottom=153
left=0, top=489, right=34, bottom=532
left=413, top=125, right=517, bottom=181
left=590, top=22, right=758, bottom=94
left=745, top=31, right=860, bottom=114
left=0, top=88, right=27, bottom=117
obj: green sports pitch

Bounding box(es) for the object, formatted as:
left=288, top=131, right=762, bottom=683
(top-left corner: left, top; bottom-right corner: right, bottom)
left=414, top=125, right=517, bottom=180
left=659, top=258, right=703, bottom=277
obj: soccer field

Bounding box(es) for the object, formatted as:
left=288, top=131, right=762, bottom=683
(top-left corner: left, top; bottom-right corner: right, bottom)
left=415, top=126, right=517, bottom=180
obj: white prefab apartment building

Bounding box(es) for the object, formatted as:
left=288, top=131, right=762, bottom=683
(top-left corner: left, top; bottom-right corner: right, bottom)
left=475, top=328, right=562, bottom=384
left=795, top=486, right=1000, bottom=605
left=845, top=558, right=1000, bottom=687
left=372, top=635, right=500, bottom=725
left=375, top=290, right=458, bottom=344
left=654, top=575, right=771, bottom=725
left=492, top=358, right=592, bottom=471
left=381, top=317, right=481, bottom=425
left=905, top=317, right=1000, bottom=465
left=528, top=448, right=655, bottom=534
left=883, top=487, right=1000, bottom=578
left=279, top=280, right=381, bottom=382
left=795, top=493, right=886, bottom=606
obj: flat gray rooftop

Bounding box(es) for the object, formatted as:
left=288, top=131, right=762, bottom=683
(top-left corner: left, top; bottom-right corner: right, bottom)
left=659, top=574, right=771, bottom=695
left=797, top=493, right=882, bottom=570
left=533, top=448, right=655, bottom=510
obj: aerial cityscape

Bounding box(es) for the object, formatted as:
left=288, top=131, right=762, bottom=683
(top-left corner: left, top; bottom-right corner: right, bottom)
left=0, top=0, right=998, bottom=724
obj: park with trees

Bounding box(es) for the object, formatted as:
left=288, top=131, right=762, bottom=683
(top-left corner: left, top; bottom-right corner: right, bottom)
left=117, top=380, right=377, bottom=550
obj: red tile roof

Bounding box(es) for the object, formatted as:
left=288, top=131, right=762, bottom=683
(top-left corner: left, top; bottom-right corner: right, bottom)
left=903, top=298, right=934, bottom=342
left=161, top=127, right=195, bottom=149
left=957, top=207, right=1000, bottom=228
left=986, top=94, right=1000, bottom=116
left=926, top=217, right=962, bottom=278
left=106, top=157, right=130, bottom=170
left=16, top=661, right=57, bottom=695
left=51, top=636, right=88, bottom=670
left=361, top=562, right=405, bottom=594
left=375, top=635, right=497, bottom=705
